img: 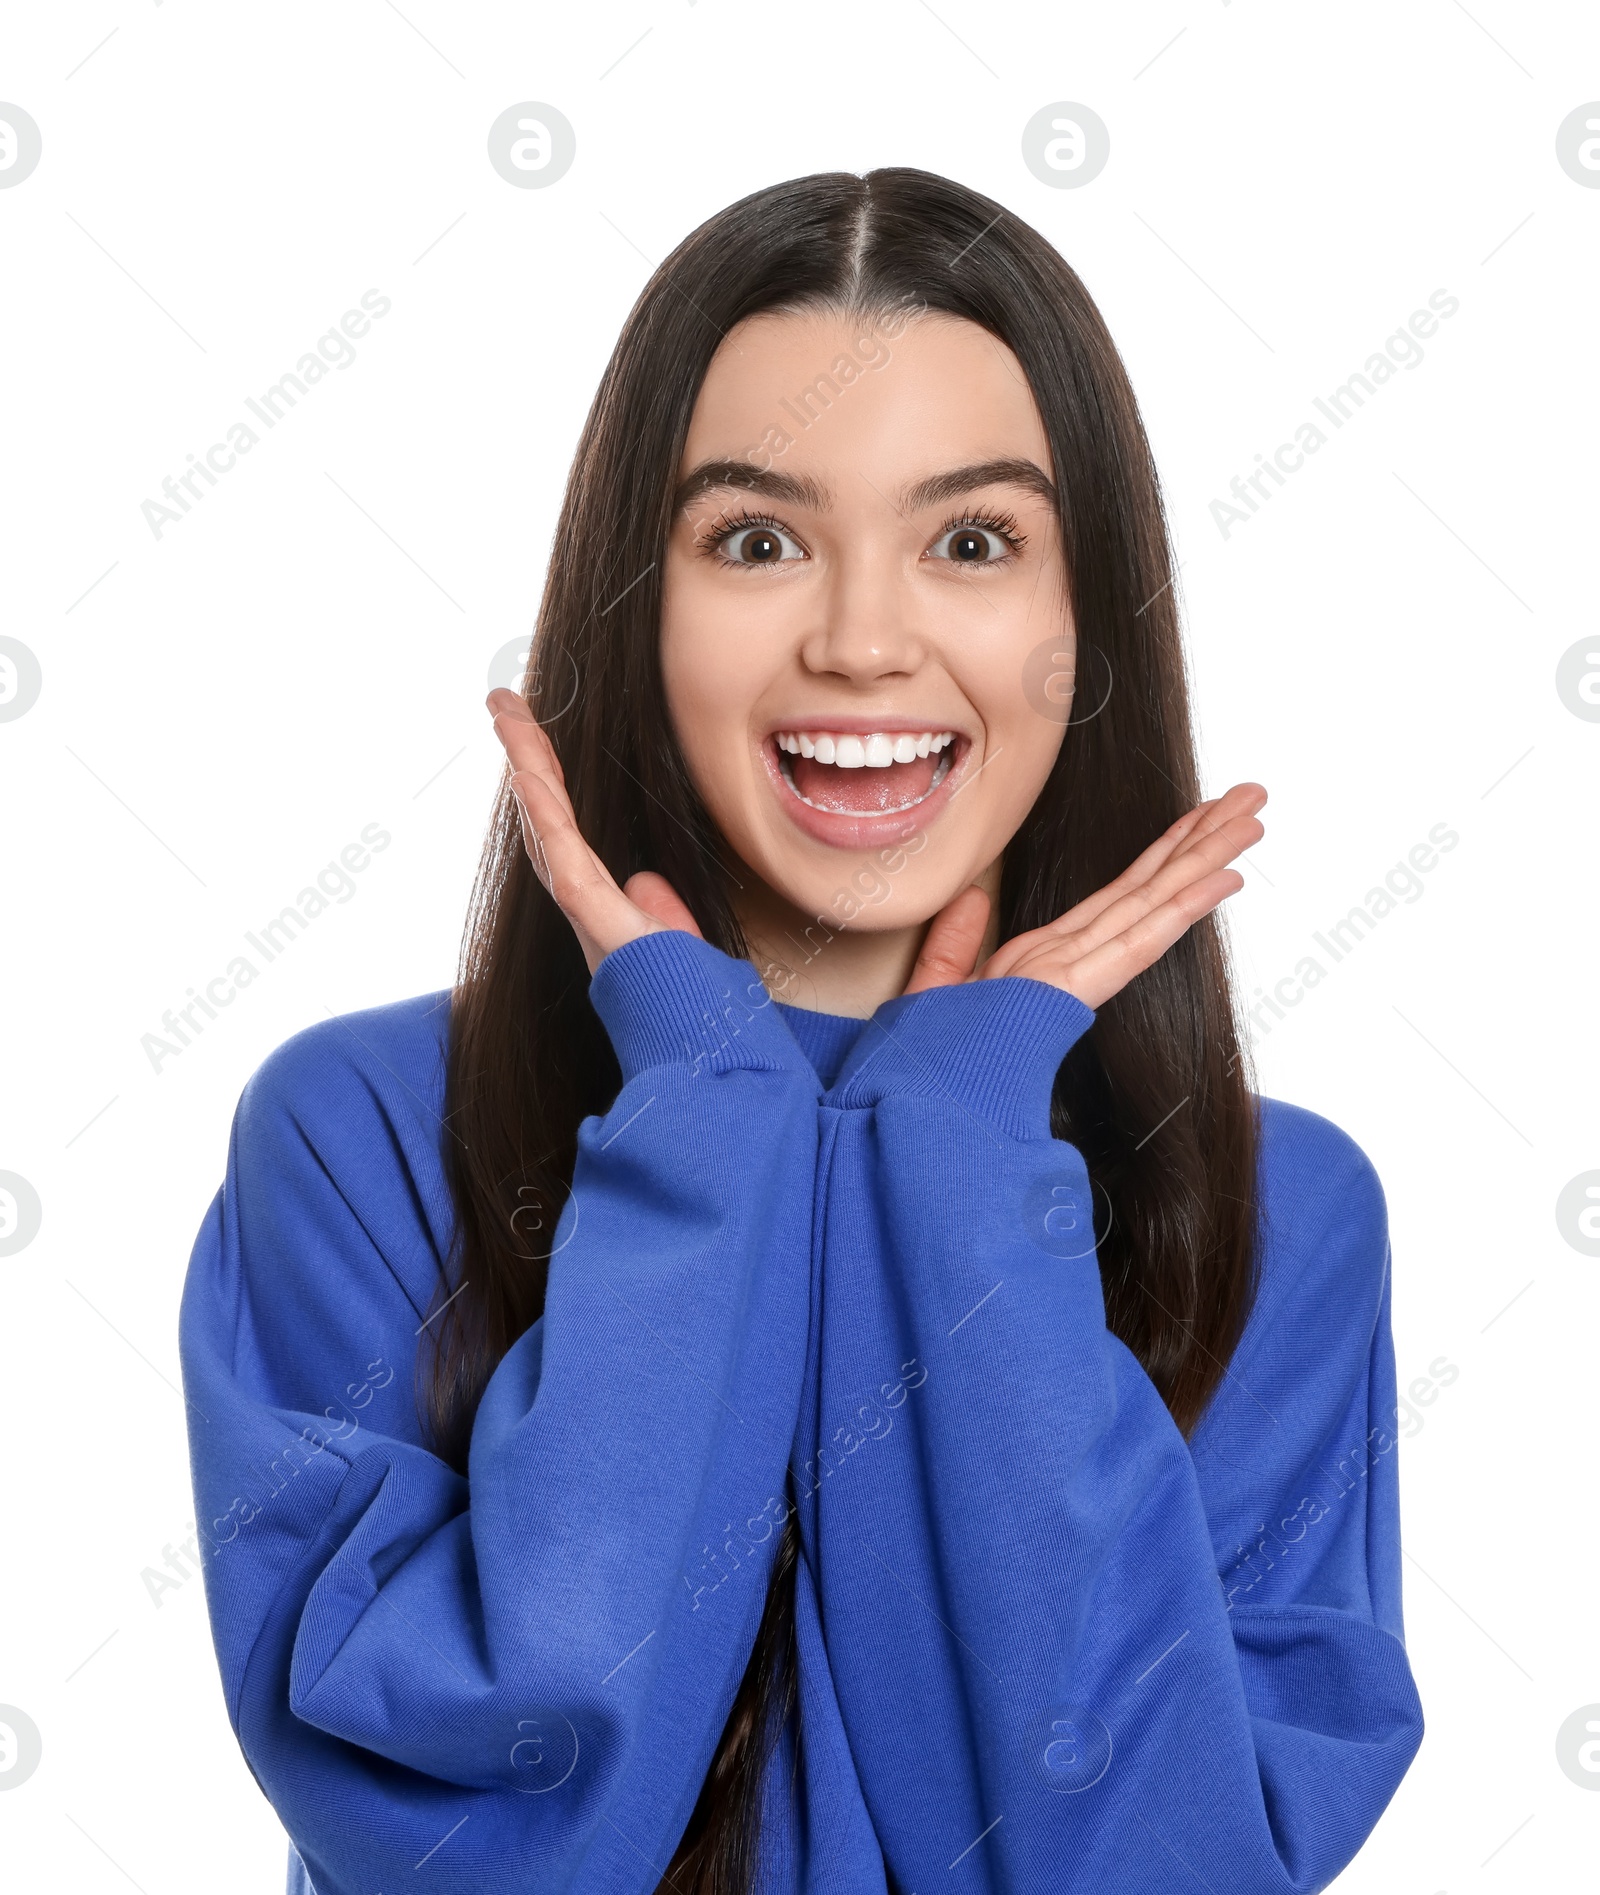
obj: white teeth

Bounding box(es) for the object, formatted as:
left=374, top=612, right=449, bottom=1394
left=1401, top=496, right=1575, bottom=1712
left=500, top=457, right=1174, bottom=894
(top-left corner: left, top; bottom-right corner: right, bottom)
left=772, top=728, right=955, bottom=766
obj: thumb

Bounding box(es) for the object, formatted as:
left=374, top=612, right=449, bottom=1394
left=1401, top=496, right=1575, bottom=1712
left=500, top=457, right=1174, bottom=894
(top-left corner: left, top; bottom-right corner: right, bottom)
left=902, top=885, right=991, bottom=995
left=622, top=871, right=704, bottom=938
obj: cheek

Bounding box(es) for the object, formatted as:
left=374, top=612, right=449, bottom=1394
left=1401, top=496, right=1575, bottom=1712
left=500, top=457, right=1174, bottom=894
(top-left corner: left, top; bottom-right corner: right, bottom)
left=661, top=567, right=731, bottom=729
left=659, top=569, right=776, bottom=801
left=964, top=715, right=1067, bottom=866
left=949, top=616, right=1072, bottom=804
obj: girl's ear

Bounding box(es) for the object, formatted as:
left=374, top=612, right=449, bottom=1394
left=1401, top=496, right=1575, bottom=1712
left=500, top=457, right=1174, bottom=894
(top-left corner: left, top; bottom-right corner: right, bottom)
left=622, top=871, right=704, bottom=938
left=901, top=885, right=991, bottom=994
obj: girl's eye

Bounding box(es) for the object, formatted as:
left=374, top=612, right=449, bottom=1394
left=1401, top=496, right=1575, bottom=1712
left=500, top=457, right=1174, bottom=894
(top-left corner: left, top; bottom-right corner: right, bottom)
left=717, top=523, right=807, bottom=566
left=927, top=523, right=1015, bottom=564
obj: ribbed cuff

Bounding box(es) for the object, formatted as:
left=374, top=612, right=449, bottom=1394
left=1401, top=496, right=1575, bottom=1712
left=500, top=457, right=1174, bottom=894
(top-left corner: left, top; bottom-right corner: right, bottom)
left=588, top=930, right=813, bottom=1086
left=828, top=976, right=1094, bottom=1140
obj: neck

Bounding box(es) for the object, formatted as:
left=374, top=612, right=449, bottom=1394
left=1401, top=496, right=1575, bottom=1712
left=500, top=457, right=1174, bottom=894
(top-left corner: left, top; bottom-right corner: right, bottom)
left=734, top=857, right=1003, bottom=1019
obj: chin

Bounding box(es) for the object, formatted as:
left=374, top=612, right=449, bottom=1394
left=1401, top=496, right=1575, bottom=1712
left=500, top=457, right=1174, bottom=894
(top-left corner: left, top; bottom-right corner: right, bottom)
left=753, top=852, right=958, bottom=934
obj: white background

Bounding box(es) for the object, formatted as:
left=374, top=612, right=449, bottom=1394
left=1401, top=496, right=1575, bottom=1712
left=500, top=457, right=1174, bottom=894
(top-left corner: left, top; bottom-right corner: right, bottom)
left=2, top=2, right=1597, bottom=1889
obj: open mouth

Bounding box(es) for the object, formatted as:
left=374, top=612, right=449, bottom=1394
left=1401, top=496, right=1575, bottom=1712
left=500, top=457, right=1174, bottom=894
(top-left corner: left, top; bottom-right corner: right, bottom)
left=770, top=728, right=960, bottom=815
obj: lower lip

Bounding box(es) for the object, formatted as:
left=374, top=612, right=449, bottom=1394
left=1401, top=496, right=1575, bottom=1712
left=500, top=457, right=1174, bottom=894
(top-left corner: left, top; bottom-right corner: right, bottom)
left=760, top=737, right=971, bottom=850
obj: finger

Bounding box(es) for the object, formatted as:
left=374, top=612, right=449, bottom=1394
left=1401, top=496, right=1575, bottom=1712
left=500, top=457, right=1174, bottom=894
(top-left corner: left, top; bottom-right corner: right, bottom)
left=1025, top=868, right=1244, bottom=1011
left=487, top=688, right=568, bottom=792
left=1049, top=808, right=1262, bottom=963
left=1100, top=795, right=1221, bottom=883
left=1041, top=782, right=1266, bottom=942
left=980, top=795, right=1249, bottom=981
left=510, top=769, right=643, bottom=965
left=489, top=694, right=565, bottom=792
left=903, top=885, right=991, bottom=994
left=490, top=691, right=585, bottom=880
left=1164, top=782, right=1267, bottom=867
left=622, top=871, right=704, bottom=938
left=1046, top=784, right=1258, bottom=932
left=1024, top=798, right=1222, bottom=947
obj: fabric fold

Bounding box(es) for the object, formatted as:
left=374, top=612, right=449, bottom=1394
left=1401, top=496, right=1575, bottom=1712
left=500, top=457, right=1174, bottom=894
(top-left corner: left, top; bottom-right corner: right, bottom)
left=828, top=975, right=1095, bottom=1141
left=179, top=938, right=1421, bottom=1895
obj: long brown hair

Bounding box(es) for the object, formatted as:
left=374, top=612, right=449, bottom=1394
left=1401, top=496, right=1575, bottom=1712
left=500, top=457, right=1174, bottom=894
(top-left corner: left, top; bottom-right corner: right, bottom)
left=429, top=168, right=1259, bottom=1893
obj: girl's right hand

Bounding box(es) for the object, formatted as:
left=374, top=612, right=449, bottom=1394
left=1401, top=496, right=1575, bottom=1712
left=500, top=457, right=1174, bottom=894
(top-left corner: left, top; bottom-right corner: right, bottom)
left=486, top=689, right=703, bottom=975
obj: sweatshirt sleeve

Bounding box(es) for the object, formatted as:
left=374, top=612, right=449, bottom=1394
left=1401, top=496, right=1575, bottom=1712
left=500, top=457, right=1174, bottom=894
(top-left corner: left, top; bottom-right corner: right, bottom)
left=178, top=931, right=819, bottom=1895
left=803, top=976, right=1424, bottom=1895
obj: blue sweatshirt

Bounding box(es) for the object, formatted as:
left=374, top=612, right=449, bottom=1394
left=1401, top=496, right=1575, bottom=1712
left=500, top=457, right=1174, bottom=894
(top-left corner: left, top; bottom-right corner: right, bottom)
left=178, top=930, right=1423, bottom=1895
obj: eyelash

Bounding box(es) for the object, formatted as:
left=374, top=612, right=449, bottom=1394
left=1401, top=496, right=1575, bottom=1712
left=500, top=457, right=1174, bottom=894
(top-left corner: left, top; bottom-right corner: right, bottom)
left=931, top=508, right=1027, bottom=561
left=696, top=508, right=794, bottom=568
left=695, top=505, right=1028, bottom=567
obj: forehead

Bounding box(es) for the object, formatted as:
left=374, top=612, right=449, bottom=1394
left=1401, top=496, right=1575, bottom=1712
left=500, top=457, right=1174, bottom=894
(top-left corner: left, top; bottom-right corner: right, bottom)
left=681, top=309, right=1051, bottom=475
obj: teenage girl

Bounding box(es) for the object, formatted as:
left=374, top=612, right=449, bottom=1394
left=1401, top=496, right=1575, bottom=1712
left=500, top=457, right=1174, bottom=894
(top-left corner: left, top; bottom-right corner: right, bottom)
left=181, top=169, right=1423, bottom=1895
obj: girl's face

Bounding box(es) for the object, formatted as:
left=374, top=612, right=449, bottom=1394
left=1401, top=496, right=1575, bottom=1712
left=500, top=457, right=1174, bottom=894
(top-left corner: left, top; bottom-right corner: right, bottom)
left=659, top=308, right=1072, bottom=944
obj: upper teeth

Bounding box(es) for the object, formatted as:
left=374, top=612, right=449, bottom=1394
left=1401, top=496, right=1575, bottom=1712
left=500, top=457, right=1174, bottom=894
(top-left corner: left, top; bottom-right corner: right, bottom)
left=774, top=730, right=955, bottom=768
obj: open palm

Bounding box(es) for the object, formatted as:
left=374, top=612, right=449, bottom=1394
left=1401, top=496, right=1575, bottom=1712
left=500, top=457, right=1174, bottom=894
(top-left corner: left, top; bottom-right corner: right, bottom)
left=905, top=784, right=1266, bottom=1011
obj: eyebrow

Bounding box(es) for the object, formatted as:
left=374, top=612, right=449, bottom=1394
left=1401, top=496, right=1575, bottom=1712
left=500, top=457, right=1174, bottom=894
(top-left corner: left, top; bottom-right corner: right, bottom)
left=673, top=461, right=829, bottom=515
left=673, top=454, right=1057, bottom=519
left=899, top=457, right=1057, bottom=512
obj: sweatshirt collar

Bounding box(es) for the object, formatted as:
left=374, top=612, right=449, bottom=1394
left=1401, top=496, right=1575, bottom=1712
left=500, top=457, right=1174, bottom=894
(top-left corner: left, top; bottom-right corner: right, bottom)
left=774, top=1000, right=869, bottom=1089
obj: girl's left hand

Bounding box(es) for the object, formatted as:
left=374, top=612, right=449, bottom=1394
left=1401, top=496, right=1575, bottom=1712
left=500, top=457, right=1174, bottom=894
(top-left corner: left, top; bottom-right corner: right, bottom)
left=903, top=782, right=1266, bottom=1012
